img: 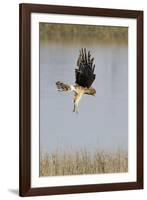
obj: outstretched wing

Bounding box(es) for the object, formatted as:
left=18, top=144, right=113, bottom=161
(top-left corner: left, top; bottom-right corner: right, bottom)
left=75, top=48, right=96, bottom=88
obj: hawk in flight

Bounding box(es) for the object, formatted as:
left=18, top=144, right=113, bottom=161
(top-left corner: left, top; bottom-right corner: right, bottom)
left=56, top=48, right=96, bottom=113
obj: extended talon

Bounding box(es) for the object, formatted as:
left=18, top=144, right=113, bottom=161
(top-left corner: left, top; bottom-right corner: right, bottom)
left=73, top=104, right=79, bottom=113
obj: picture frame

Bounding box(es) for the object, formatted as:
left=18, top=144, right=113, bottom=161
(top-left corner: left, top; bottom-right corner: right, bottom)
left=19, top=3, right=143, bottom=197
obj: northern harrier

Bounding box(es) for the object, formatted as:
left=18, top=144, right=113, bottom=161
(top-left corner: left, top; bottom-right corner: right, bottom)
left=56, top=48, right=96, bottom=113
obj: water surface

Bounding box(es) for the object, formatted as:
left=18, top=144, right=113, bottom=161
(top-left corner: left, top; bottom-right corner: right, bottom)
left=40, top=42, right=128, bottom=153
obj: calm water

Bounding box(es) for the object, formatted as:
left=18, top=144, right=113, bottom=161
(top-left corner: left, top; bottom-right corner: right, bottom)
left=40, top=42, right=128, bottom=153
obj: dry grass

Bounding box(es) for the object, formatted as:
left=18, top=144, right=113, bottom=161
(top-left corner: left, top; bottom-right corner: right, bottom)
left=40, top=149, right=128, bottom=176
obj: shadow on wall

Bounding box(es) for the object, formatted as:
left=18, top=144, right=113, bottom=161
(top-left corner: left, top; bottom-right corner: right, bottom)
left=8, top=189, right=18, bottom=196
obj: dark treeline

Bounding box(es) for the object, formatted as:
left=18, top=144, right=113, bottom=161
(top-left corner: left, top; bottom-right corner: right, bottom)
left=40, top=23, right=128, bottom=44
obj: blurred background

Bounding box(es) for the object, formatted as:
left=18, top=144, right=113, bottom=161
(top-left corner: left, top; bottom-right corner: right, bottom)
left=40, top=23, right=128, bottom=44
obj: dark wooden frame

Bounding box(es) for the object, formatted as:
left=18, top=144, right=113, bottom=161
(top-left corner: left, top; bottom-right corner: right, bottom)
left=19, top=3, right=143, bottom=197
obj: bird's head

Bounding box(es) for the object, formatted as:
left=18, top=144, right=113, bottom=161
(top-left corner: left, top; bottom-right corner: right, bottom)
left=89, top=87, right=96, bottom=96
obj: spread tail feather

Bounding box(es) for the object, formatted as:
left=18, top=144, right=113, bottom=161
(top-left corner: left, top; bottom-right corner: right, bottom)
left=56, top=81, right=72, bottom=92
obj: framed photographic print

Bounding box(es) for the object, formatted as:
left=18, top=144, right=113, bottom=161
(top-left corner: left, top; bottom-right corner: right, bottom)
left=19, top=3, right=143, bottom=196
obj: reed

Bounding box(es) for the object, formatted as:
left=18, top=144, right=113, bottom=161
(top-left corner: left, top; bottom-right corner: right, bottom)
left=40, top=149, right=128, bottom=176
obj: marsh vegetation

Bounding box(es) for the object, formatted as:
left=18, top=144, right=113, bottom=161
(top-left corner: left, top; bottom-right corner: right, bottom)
left=40, top=149, right=128, bottom=176
left=40, top=23, right=128, bottom=44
